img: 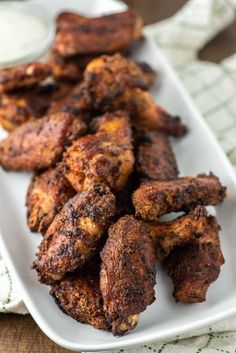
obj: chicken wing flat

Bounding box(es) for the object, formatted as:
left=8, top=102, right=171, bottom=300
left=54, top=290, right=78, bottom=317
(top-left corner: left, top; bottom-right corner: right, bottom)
left=83, top=54, right=155, bottom=106
left=26, top=164, right=75, bottom=234
left=167, top=214, right=224, bottom=303
left=50, top=273, right=109, bottom=330
left=100, top=215, right=156, bottom=336
left=33, top=184, right=116, bottom=284
left=0, top=63, right=51, bottom=93
left=0, top=83, right=73, bottom=132
left=136, top=131, right=179, bottom=181
left=64, top=111, right=134, bottom=192
left=147, top=206, right=210, bottom=261
left=132, top=173, right=227, bottom=221
left=104, top=88, right=187, bottom=137
left=47, top=82, right=93, bottom=118
left=53, top=9, right=143, bottom=57
left=0, top=113, right=86, bottom=171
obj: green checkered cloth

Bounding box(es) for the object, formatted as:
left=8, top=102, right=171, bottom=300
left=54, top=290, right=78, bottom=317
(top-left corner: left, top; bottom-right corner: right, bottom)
left=1, top=0, right=236, bottom=351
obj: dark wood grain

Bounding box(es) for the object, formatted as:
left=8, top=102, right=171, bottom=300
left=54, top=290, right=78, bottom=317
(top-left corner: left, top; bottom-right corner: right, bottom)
left=1, top=1, right=236, bottom=352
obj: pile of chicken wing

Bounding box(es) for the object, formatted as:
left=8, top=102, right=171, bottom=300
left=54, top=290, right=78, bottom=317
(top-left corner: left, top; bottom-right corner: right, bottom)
left=0, top=9, right=227, bottom=336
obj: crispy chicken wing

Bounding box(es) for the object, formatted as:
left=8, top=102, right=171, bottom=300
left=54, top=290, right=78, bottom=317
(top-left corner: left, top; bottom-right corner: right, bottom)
left=64, top=111, right=134, bottom=192
left=132, top=174, right=227, bottom=221
left=0, top=83, right=73, bottom=132
left=0, top=113, right=86, bottom=171
left=167, top=214, right=224, bottom=303
left=33, top=184, right=116, bottom=284
left=83, top=54, right=155, bottom=104
left=53, top=9, right=143, bottom=57
left=147, top=206, right=210, bottom=260
left=0, top=63, right=51, bottom=93
left=100, top=215, right=156, bottom=336
left=50, top=272, right=109, bottom=330
left=26, top=164, right=75, bottom=234
left=136, top=131, right=179, bottom=181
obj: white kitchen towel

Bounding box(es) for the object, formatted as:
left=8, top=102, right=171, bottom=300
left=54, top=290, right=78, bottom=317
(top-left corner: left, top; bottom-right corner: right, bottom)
left=1, top=0, right=236, bottom=351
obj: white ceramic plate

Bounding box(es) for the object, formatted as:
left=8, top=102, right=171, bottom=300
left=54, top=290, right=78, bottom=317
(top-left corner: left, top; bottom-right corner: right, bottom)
left=1, top=0, right=236, bottom=351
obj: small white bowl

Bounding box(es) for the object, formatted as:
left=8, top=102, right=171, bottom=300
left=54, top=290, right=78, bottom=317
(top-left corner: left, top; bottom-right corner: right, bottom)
left=0, top=1, right=55, bottom=68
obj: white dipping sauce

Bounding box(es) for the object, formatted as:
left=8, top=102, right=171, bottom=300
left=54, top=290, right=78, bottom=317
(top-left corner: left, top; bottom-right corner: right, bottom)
left=0, top=10, right=48, bottom=63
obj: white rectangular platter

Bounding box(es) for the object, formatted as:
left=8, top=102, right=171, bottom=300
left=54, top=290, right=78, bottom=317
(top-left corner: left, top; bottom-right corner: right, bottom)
left=0, top=0, right=236, bottom=351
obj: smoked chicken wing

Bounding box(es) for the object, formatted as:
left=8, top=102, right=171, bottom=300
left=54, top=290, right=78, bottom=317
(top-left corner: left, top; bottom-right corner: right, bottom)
left=136, top=131, right=178, bottom=181
left=0, top=62, right=51, bottom=93
left=0, top=113, right=86, bottom=171
left=33, top=184, right=116, bottom=284
left=167, top=214, right=224, bottom=303
left=26, top=164, right=75, bottom=234
left=53, top=9, right=143, bottom=57
left=100, top=215, right=156, bottom=336
left=132, top=173, right=226, bottom=221
left=64, top=111, right=134, bottom=192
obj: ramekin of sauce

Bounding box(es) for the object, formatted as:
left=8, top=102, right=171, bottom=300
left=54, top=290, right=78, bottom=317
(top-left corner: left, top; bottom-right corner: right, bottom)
left=0, top=1, right=55, bottom=68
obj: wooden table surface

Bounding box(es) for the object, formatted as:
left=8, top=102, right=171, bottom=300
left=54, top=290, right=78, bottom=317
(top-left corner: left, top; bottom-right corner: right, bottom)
left=0, top=1, right=236, bottom=352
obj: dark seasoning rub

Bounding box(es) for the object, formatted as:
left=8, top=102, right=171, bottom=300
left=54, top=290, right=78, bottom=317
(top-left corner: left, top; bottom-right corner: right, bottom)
left=0, top=8, right=227, bottom=337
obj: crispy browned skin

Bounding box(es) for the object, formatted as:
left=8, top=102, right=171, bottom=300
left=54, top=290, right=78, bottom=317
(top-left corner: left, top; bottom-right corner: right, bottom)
left=104, top=88, right=187, bottom=137
left=53, top=10, right=143, bottom=57
left=0, top=63, right=51, bottom=93
left=0, top=83, right=74, bottom=132
left=0, top=113, right=86, bottom=171
left=50, top=273, right=110, bottom=330
left=136, top=131, right=179, bottom=181
left=26, top=164, right=75, bottom=234
left=64, top=111, right=134, bottom=192
left=132, top=174, right=227, bottom=221
left=100, top=215, right=156, bottom=336
left=33, top=184, right=116, bottom=284
left=167, top=214, right=224, bottom=303
left=83, top=54, right=155, bottom=105
left=147, top=206, right=210, bottom=260
left=47, top=82, right=93, bottom=118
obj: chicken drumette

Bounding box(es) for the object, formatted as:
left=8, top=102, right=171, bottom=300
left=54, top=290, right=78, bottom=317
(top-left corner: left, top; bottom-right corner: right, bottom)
left=26, top=164, right=75, bottom=234
left=136, top=131, right=179, bottom=181
left=63, top=111, right=134, bottom=192
left=100, top=215, right=156, bottom=336
left=0, top=113, right=86, bottom=171
left=167, top=213, right=224, bottom=303
left=53, top=9, right=143, bottom=57
left=0, top=62, right=51, bottom=93
left=133, top=173, right=227, bottom=221
left=33, top=184, right=116, bottom=284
